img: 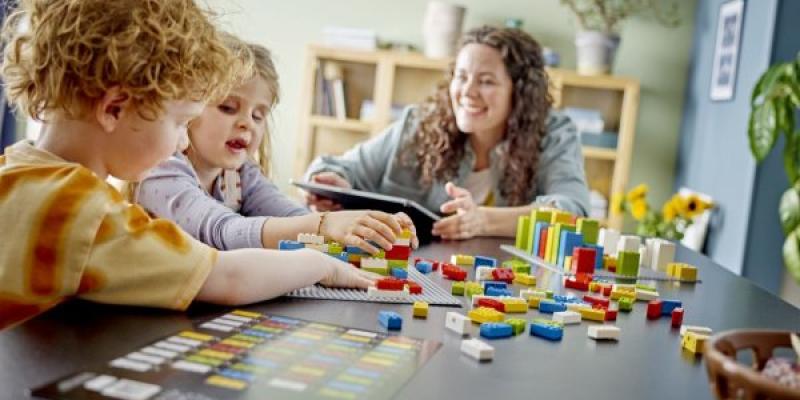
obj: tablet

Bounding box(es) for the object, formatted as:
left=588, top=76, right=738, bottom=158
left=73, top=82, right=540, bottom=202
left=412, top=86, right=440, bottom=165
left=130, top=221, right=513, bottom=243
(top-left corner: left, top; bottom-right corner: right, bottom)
left=291, top=180, right=441, bottom=243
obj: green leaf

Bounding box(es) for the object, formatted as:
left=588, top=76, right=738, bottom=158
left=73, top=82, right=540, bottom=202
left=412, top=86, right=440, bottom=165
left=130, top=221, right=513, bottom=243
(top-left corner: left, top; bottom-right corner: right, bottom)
left=783, top=228, right=800, bottom=285
left=780, top=185, right=800, bottom=235
left=752, top=64, right=790, bottom=106
left=783, top=130, right=800, bottom=183
left=749, top=100, right=778, bottom=161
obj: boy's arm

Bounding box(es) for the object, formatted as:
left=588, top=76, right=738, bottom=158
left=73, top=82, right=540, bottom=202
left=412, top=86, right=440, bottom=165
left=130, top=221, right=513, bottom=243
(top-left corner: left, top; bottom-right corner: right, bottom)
left=196, top=248, right=376, bottom=305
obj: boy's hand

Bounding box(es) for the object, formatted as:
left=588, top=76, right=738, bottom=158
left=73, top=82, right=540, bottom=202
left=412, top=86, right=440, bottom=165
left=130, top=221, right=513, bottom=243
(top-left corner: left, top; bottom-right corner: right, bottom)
left=304, top=172, right=350, bottom=211
left=321, top=210, right=418, bottom=255
left=318, top=259, right=381, bottom=289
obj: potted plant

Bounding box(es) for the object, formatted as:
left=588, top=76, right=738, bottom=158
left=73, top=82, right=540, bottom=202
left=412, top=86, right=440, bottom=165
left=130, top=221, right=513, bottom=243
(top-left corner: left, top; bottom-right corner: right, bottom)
left=612, top=184, right=713, bottom=241
left=561, top=0, right=680, bottom=75
left=748, top=53, right=800, bottom=285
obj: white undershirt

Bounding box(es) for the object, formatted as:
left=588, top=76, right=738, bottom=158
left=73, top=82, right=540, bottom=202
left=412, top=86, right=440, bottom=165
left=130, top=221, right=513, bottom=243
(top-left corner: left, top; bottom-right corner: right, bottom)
left=462, top=168, right=493, bottom=205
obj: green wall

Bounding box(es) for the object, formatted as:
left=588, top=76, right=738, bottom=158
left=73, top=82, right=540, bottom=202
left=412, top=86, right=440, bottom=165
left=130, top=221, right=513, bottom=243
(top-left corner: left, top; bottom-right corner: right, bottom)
left=209, top=0, right=696, bottom=209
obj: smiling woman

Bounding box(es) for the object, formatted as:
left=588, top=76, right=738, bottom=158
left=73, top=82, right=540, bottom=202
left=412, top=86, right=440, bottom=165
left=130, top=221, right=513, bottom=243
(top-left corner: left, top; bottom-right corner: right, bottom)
left=305, top=25, right=590, bottom=240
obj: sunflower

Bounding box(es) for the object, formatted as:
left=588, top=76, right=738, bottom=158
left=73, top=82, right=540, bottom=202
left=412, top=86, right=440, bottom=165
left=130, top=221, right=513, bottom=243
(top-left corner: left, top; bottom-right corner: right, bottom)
left=631, top=199, right=648, bottom=221
left=626, top=184, right=649, bottom=203
left=684, top=194, right=713, bottom=219
left=662, top=199, right=678, bottom=222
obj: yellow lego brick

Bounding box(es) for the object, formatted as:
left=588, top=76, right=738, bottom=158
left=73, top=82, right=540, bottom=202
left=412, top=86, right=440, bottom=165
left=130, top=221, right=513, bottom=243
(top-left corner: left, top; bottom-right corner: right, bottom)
left=206, top=375, right=248, bottom=390
left=545, top=224, right=558, bottom=263
left=452, top=254, right=475, bottom=266
left=589, top=282, right=600, bottom=292
left=328, top=242, right=343, bottom=255
left=564, top=255, right=573, bottom=272
left=528, top=297, right=542, bottom=309
left=681, top=332, right=709, bottom=354
left=578, top=308, right=606, bottom=322
left=513, top=273, right=537, bottom=286
left=677, top=264, right=698, bottom=281
left=604, top=256, right=617, bottom=270
left=468, top=307, right=505, bottom=324
left=399, top=229, right=412, bottom=239
left=610, top=290, right=636, bottom=300
left=502, top=298, right=528, bottom=313
left=178, top=331, right=214, bottom=341
left=413, top=301, right=428, bottom=318
left=231, top=310, right=261, bottom=318
left=550, top=210, right=572, bottom=225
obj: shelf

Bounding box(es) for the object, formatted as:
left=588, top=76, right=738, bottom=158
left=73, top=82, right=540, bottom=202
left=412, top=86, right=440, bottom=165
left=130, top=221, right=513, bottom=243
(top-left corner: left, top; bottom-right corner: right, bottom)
left=582, top=146, right=617, bottom=161
left=548, top=68, right=638, bottom=91
left=310, top=115, right=373, bottom=133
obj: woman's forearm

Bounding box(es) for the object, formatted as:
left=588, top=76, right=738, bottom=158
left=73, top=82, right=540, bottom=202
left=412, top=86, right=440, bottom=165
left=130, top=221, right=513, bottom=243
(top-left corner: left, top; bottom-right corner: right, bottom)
left=479, top=205, right=534, bottom=237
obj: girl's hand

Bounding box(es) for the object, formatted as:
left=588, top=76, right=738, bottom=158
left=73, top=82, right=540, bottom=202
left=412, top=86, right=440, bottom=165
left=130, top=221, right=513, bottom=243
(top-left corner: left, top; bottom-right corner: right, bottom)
left=321, top=210, right=419, bottom=255
left=304, top=172, right=350, bottom=211
left=432, top=181, right=487, bottom=240
left=318, top=256, right=381, bottom=289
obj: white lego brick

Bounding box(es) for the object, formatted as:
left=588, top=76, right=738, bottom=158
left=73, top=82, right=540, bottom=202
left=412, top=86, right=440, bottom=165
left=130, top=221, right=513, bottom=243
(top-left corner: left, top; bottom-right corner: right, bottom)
left=519, top=289, right=547, bottom=300
left=297, top=233, right=325, bottom=245
left=394, top=237, right=411, bottom=247
left=635, top=288, right=659, bottom=301
left=101, top=379, right=162, bottom=400
left=445, top=312, right=472, bottom=336
left=83, top=375, right=117, bottom=392
left=598, top=228, right=620, bottom=255
left=553, top=311, right=581, bottom=325
left=639, top=244, right=650, bottom=268
left=680, top=325, right=712, bottom=337
left=367, top=286, right=409, bottom=299
left=588, top=325, right=620, bottom=340
left=460, top=338, right=494, bottom=361
left=652, top=240, right=676, bottom=272
left=361, top=257, right=388, bottom=269
left=475, top=266, right=494, bottom=281
left=618, top=235, right=641, bottom=254
left=566, top=302, right=592, bottom=312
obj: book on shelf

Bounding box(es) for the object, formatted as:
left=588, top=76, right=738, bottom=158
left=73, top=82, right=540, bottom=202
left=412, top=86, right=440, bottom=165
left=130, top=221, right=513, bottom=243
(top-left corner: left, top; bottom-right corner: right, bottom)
left=314, top=60, right=348, bottom=120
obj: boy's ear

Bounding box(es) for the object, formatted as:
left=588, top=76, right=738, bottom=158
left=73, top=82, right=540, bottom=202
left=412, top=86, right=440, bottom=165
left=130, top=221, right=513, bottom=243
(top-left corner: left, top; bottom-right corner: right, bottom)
left=95, top=86, right=131, bottom=133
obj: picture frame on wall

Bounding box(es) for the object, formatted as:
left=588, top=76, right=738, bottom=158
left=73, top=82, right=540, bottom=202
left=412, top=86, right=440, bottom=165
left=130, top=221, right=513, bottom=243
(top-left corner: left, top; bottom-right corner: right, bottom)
left=709, top=0, right=745, bottom=101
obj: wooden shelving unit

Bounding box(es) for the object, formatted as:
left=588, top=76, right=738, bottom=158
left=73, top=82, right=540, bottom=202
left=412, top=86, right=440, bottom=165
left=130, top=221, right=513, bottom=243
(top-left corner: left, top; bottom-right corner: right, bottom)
left=296, top=44, right=639, bottom=230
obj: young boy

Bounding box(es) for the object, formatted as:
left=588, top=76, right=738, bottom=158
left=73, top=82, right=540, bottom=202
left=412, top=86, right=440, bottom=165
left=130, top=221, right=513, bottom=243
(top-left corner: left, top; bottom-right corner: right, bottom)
left=0, top=0, right=376, bottom=330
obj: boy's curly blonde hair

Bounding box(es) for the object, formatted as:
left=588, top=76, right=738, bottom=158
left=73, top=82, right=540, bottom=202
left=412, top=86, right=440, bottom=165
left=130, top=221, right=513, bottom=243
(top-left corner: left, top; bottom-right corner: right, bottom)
left=1, top=0, right=251, bottom=121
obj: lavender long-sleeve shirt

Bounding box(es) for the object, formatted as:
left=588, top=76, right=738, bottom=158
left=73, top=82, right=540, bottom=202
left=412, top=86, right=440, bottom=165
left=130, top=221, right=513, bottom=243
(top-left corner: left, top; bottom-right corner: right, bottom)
left=136, top=153, right=309, bottom=250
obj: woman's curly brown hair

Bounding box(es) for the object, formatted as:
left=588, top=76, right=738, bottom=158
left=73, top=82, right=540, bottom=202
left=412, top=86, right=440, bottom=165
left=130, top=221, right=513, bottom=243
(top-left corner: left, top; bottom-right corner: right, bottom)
left=1, top=0, right=251, bottom=121
left=407, top=25, right=552, bottom=206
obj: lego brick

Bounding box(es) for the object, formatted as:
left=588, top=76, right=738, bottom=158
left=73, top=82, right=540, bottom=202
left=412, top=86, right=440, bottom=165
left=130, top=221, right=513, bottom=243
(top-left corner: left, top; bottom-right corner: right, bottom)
left=671, top=307, right=684, bottom=327
left=376, top=277, right=405, bottom=291
left=617, top=251, right=640, bottom=277
left=387, top=259, right=408, bottom=269
left=477, top=298, right=506, bottom=313
left=441, top=263, right=467, bottom=281
left=528, top=297, right=542, bottom=309
left=529, top=221, right=550, bottom=255
left=327, top=242, right=343, bottom=255
left=405, top=281, right=422, bottom=295
left=485, top=287, right=512, bottom=297
left=483, top=281, right=508, bottom=291
left=378, top=311, right=402, bottom=330
left=537, top=227, right=549, bottom=258
left=650, top=240, right=675, bottom=272
left=635, top=289, right=660, bottom=302
left=398, top=229, right=412, bottom=239
left=681, top=332, right=709, bottom=354
left=391, top=268, right=408, bottom=279
left=415, top=261, right=433, bottom=274
left=646, top=300, right=663, bottom=319
left=474, top=255, right=498, bottom=268
left=479, top=323, right=514, bottom=339
left=610, top=290, right=635, bottom=301
left=278, top=240, right=304, bottom=251
left=578, top=307, right=605, bottom=322
left=385, top=244, right=411, bottom=260
left=598, top=228, right=620, bottom=255
left=532, top=209, right=553, bottom=224
left=476, top=267, right=494, bottom=281
left=367, top=286, right=409, bottom=300
left=501, top=298, right=528, bottom=313
left=553, top=310, right=581, bottom=325
left=491, top=268, right=515, bottom=283
left=553, top=294, right=580, bottom=304
left=572, top=247, right=597, bottom=275
left=460, top=338, right=494, bottom=361
left=577, top=218, right=600, bottom=245
left=520, top=289, right=548, bottom=300
left=330, top=252, right=349, bottom=263
left=516, top=216, right=531, bottom=250
left=635, top=283, right=657, bottom=292
left=530, top=319, right=564, bottom=341
left=589, top=282, right=601, bottom=293
left=618, top=297, right=634, bottom=312
left=583, top=295, right=610, bottom=308
left=617, top=235, right=641, bottom=254
left=505, top=318, right=527, bottom=335
left=660, top=299, right=682, bottom=316
left=604, top=255, right=617, bottom=273
left=468, top=307, right=505, bottom=324
left=451, top=254, right=475, bottom=267
left=465, top=282, right=484, bottom=298
left=557, top=230, right=583, bottom=268
left=564, top=256, right=573, bottom=272
left=604, top=308, right=618, bottom=321
left=297, top=233, right=324, bottom=245
left=513, top=273, right=536, bottom=286
left=412, top=302, right=428, bottom=318
left=566, top=302, right=592, bottom=312
left=680, top=325, right=712, bottom=337
left=602, top=285, right=613, bottom=297
left=564, top=277, right=590, bottom=291
left=345, top=245, right=367, bottom=255
left=550, top=210, right=572, bottom=225
left=538, top=300, right=568, bottom=314
left=451, top=281, right=465, bottom=296
left=445, top=312, right=472, bottom=336
left=673, top=263, right=698, bottom=281
left=639, top=243, right=651, bottom=269
left=588, top=325, right=620, bottom=341
left=361, top=257, right=388, bottom=269
left=305, top=243, right=329, bottom=253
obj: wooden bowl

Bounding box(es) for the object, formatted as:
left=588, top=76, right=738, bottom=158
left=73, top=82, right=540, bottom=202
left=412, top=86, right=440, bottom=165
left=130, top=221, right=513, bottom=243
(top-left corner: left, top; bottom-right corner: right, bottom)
left=705, top=329, right=800, bottom=399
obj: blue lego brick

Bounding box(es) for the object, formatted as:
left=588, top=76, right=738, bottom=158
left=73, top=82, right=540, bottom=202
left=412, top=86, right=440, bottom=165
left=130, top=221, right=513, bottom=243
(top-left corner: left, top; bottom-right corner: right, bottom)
left=474, top=256, right=498, bottom=268
left=391, top=268, right=408, bottom=279
left=530, top=322, right=564, bottom=341
left=661, top=299, right=683, bottom=316
left=531, top=221, right=549, bottom=255
left=485, top=287, right=512, bottom=297
left=278, top=240, right=305, bottom=251
left=483, top=281, right=508, bottom=291
left=557, top=231, right=585, bottom=268
left=479, top=323, right=514, bottom=339
left=553, top=294, right=580, bottom=304
left=415, top=261, right=433, bottom=274
left=345, top=245, right=367, bottom=255
left=378, top=311, right=402, bottom=330
left=330, top=252, right=349, bottom=262
left=538, top=300, right=568, bottom=314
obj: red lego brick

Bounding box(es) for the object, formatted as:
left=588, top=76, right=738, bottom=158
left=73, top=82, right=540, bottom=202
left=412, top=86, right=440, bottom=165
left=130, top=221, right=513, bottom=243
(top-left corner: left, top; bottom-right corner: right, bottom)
left=491, top=268, right=515, bottom=283
left=441, top=263, right=466, bottom=281
left=604, top=308, right=618, bottom=321
left=647, top=300, right=663, bottom=320
left=406, top=280, right=422, bottom=295
left=477, top=298, right=505, bottom=312
left=564, top=277, right=589, bottom=291
left=671, top=307, right=684, bottom=327
left=386, top=245, right=411, bottom=261
left=602, top=285, right=612, bottom=297
left=572, top=247, right=597, bottom=275
left=537, top=227, right=549, bottom=258
left=583, top=295, right=610, bottom=308
left=376, top=277, right=405, bottom=291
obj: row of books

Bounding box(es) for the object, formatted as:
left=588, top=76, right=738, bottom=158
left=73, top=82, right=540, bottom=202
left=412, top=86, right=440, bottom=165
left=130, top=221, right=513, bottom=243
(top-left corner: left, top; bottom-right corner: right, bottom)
left=315, top=60, right=348, bottom=120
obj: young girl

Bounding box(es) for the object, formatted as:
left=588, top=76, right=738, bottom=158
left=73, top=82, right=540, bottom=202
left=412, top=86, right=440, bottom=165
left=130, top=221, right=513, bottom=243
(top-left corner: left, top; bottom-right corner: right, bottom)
left=134, top=37, right=417, bottom=255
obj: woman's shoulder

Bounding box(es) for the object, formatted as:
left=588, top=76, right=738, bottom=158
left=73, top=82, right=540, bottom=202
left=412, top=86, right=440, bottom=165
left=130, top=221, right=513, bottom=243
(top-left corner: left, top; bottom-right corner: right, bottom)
left=541, top=110, right=579, bottom=149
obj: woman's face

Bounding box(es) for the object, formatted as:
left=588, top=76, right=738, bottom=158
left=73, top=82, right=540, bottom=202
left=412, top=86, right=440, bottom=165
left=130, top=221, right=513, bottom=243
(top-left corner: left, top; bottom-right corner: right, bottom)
left=449, top=43, right=513, bottom=139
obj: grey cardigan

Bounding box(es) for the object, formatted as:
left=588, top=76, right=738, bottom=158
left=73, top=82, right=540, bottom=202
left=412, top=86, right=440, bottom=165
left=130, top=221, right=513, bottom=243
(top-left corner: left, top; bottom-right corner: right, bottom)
left=305, top=106, right=591, bottom=216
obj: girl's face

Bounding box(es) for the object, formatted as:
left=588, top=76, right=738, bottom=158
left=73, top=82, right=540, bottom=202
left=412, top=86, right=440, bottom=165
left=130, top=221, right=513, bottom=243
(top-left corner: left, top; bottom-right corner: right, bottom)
left=188, top=76, right=273, bottom=171
left=449, top=43, right=513, bottom=139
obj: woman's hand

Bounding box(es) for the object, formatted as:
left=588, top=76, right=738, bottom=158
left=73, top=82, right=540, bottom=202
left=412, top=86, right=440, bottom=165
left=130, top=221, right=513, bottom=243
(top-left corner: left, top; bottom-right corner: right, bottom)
left=304, top=172, right=351, bottom=211
left=432, top=181, right=487, bottom=240
left=321, top=210, right=419, bottom=255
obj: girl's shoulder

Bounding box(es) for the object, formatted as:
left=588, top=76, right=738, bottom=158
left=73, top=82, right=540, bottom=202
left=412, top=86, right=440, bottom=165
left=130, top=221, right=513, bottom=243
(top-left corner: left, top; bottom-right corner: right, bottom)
left=143, top=152, right=200, bottom=181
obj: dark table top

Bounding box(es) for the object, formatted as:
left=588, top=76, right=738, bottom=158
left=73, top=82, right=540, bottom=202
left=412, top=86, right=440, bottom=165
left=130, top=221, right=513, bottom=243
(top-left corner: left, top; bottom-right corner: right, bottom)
left=2, top=238, right=799, bottom=400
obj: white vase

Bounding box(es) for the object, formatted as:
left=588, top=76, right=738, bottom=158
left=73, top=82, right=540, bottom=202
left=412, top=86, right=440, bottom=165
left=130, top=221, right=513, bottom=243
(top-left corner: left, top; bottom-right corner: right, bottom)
left=422, top=1, right=466, bottom=59
left=575, top=30, right=620, bottom=75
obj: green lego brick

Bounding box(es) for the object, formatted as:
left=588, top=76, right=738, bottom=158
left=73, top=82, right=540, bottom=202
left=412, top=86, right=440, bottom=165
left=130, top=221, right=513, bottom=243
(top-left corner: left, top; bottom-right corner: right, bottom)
left=516, top=216, right=531, bottom=250
left=526, top=210, right=552, bottom=253
left=617, top=251, right=641, bottom=277
left=451, top=281, right=465, bottom=296
left=618, top=296, right=634, bottom=312
left=327, top=242, right=343, bottom=255
left=502, top=259, right=531, bottom=275
left=387, top=259, right=408, bottom=269
left=576, top=218, right=599, bottom=245
left=505, top=318, right=527, bottom=336
left=465, top=282, right=484, bottom=298
left=362, top=266, right=389, bottom=276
